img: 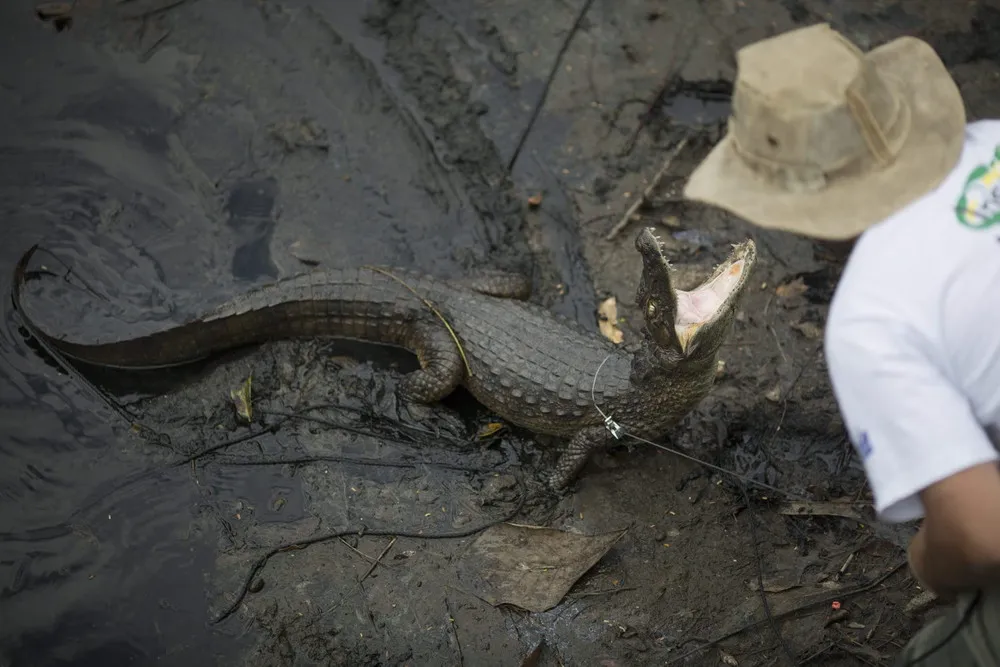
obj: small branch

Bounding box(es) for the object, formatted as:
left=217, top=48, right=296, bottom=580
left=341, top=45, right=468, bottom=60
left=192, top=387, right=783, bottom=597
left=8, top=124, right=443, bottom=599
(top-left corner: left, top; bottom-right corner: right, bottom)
left=360, top=536, right=397, bottom=583
left=664, top=561, right=906, bottom=665
left=445, top=598, right=465, bottom=666
left=605, top=135, right=690, bottom=241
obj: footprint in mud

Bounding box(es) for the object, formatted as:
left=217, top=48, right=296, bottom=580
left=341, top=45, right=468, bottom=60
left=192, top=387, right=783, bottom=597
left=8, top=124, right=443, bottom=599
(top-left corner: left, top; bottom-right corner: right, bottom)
left=226, top=177, right=279, bottom=281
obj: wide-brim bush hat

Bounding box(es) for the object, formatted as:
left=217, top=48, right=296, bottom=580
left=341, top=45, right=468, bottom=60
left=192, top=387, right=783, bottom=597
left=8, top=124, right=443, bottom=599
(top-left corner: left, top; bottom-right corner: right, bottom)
left=683, top=23, right=966, bottom=240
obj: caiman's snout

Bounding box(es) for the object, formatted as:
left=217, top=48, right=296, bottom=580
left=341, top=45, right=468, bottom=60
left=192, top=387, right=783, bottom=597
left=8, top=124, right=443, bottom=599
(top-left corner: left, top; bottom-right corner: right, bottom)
left=634, top=227, right=756, bottom=359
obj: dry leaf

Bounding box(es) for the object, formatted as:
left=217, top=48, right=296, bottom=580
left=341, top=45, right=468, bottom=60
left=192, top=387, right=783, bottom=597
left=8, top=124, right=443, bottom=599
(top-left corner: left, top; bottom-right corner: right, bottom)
left=779, top=500, right=862, bottom=521
left=597, top=297, right=624, bottom=344
left=457, top=523, right=628, bottom=612
left=719, top=649, right=739, bottom=666
left=790, top=320, right=823, bottom=339
left=230, top=374, right=253, bottom=423
left=477, top=422, right=505, bottom=439
left=527, top=193, right=543, bottom=208
left=775, top=277, right=807, bottom=299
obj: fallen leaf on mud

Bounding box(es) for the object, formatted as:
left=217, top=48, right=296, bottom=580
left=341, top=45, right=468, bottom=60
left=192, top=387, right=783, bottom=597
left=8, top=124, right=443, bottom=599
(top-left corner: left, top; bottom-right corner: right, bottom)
left=747, top=574, right=801, bottom=593
left=790, top=320, right=823, bottom=339
left=230, top=374, right=253, bottom=423
left=775, top=277, right=808, bottom=299
left=719, top=649, right=739, bottom=666
left=597, top=297, right=625, bottom=344
left=457, top=523, right=628, bottom=613
left=779, top=500, right=862, bottom=521
left=764, top=386, right=781, bottom=403
left=36, top=2, right=72, bottom=20
left=527, top=193, right=543, bottom=208
left=477, top=422, right=506, bottom=439
left=268, top=117, right=330, bottom=152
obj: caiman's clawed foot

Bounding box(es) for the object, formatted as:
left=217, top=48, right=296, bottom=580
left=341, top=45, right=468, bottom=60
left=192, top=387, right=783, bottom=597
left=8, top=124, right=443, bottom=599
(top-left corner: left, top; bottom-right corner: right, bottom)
left=547, top=425, right=614, bottom=491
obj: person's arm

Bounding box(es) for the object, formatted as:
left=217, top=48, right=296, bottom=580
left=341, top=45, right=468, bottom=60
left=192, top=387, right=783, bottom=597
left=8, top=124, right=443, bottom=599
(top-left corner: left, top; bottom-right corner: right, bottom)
left=908, top=461, right=1000, bottom=597
left=825, top=318, right=1000, bottom=596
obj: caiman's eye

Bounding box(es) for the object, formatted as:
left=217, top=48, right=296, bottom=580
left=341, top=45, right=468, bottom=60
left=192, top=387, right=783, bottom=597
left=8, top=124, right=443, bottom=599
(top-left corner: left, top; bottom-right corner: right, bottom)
left=646, top=301, right=656, bottom=317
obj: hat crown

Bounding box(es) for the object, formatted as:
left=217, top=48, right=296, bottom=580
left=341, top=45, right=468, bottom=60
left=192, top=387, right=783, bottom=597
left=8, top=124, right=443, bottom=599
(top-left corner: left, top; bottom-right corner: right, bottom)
left=730, top=24, right=910, bottom=192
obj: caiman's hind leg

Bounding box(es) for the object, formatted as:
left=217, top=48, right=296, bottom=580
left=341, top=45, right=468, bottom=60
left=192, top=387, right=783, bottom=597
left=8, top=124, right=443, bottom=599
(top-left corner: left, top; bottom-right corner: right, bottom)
left=399, top=321, right=465, bottom=403
left=458, top=269, right=531, bottom=300
left=548, top=425, right=615, bottom=491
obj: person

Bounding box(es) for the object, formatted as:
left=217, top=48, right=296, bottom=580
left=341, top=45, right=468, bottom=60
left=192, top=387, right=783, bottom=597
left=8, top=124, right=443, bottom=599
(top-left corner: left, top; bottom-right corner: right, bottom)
left=682, top=23, right=1000, bottom=665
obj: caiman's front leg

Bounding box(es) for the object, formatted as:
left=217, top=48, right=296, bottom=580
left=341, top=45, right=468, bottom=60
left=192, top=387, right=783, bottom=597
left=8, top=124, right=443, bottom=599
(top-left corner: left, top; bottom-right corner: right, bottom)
left=548, top=425, right=615, bottom=490
left=400, top=321, right=465, bottom=403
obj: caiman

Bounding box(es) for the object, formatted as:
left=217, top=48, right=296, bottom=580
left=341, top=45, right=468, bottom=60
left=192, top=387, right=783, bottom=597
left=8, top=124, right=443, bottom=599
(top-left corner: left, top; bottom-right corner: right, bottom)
left=12, top=229, right=757, bottom=490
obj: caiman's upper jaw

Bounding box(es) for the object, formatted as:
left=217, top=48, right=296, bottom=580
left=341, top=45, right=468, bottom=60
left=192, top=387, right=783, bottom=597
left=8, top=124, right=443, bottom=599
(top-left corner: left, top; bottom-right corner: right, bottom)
left=635, top=228, right=683, bottom=353
left=634, top=227, right=756, bottom=358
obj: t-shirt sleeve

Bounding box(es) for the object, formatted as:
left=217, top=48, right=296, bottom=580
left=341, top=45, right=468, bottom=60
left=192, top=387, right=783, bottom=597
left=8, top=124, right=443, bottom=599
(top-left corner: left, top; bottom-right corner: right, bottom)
left=825, top=317, right=999, bottom=524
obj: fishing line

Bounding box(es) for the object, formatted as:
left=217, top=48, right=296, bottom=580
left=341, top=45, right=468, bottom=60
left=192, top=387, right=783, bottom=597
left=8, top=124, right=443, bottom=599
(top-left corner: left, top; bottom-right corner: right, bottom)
left=590, top=352, right=795, bottom=498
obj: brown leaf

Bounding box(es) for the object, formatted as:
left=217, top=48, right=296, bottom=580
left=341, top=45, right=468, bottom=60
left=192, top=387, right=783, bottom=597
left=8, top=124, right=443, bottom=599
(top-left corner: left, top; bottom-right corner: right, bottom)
left=229, top=374, right=253, bottom=423
left=476, top=422, right=506, bottom=439
left=775, top=277, right=807, bottom=299
left=597, top=296, right=624, bottom=344
left=790, top=320, right=823, bottom=339
left=457, top=523, right=628, bottom=612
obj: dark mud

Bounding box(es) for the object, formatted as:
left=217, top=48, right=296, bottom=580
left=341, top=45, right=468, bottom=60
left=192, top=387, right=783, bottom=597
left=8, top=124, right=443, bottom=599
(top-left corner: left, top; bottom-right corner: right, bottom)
left=3, top=0, right=1000, bottom=665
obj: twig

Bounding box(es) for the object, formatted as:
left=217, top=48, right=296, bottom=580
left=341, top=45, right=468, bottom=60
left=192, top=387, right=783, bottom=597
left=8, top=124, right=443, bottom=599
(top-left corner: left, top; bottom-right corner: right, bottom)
left=838, top=552, right=856, bottom=579
left=605, top=135, right=690, bottom=241
left=338, top=537, right=383, bottom=566
left=360, top=536, right=397, bottom=583
left=799, top=642, right=834, bottom=664
left=569, top=586, right=637, bottom=599
left=211, top=478, right=527, bottom=624
left=741, top=486, right=798, bottom=667
left=218, top=454, right=498, bottom=475
left=664, top=561, right=907, bottom=665
left=123, top=0, right=194, bottom=20
left=506, top=0, right=596, bottom=173
left=139, top=28, right=171, bottom=62
left=445, top=597, right=465, bottom=666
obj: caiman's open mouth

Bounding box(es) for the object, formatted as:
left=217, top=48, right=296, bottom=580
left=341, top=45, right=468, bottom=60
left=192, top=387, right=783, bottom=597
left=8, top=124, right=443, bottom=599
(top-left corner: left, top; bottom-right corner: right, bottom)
left=636, top=227, right=756, bottom=355
left=673, top=252, right=751, bottom=348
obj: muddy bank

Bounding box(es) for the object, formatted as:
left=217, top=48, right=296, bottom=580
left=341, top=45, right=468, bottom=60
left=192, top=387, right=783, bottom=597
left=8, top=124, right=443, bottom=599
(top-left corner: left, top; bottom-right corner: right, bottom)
left=3, top=0, right=1000, bottom=665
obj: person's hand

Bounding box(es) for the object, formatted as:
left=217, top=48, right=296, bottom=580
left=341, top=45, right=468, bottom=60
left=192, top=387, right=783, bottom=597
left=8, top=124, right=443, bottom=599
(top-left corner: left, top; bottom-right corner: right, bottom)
left=907, top=523, right=956, bottom=603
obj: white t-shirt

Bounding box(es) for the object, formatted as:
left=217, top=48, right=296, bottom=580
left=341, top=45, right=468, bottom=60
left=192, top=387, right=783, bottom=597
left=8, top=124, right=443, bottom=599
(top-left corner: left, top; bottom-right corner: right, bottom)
left=825, top=119, right=1000, bottom=524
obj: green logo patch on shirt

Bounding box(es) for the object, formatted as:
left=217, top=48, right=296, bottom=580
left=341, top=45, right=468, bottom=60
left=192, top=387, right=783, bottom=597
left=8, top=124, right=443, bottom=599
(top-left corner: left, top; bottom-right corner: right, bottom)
left=956, top=146, right=1000, bottom=229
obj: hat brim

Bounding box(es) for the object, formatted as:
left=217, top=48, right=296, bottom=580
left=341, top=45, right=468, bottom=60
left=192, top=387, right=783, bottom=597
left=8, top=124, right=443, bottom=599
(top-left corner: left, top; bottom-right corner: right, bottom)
left=682, top=37, right=967, bottom=240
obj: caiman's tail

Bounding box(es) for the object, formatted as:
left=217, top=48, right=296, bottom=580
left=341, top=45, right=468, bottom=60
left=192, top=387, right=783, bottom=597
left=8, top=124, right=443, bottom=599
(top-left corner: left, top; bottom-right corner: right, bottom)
left=10, top=245, right=429, bottom=371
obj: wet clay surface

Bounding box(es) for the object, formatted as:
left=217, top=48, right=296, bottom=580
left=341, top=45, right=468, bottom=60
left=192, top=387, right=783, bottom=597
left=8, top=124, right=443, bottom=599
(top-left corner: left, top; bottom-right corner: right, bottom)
left=3, top=0, right=1000, bottom=665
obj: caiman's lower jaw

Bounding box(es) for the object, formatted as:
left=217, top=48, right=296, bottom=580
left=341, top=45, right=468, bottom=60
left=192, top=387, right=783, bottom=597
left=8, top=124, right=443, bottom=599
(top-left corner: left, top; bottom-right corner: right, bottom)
left=673, top=256, right=750, bottom=353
